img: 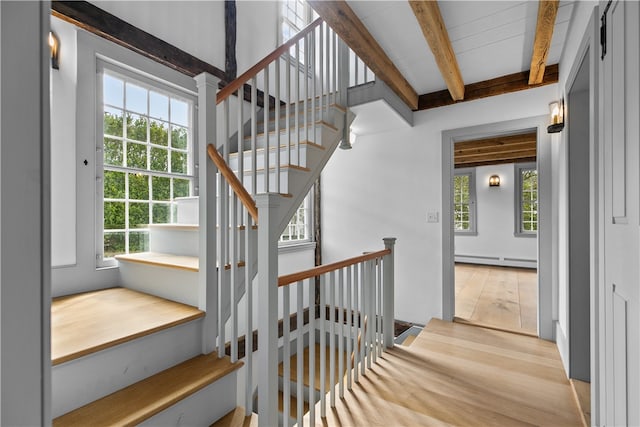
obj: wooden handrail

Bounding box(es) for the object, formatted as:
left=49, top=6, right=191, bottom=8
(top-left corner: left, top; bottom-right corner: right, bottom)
left=278, top=248, right=391, bottom=287
left=207, top=144, right=259, bottom=223
left=217, top=17, right=323, bottom=105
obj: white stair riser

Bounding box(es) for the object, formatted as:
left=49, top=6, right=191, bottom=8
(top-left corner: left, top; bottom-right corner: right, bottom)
left=278, top=376, right=321, bottom=403
left=228, top=144, right=311, bottom=171
left=119, top=262, right=199, bottom=307
left=52, top=319, right=203, bottom=418
left=139, top=370, right=237, bottom=426
left=175, top=196, right=198, bottom=224
left=149, top=227, right=199, bottom=257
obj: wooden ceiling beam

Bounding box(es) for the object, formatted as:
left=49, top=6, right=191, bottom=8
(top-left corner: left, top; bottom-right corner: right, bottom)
left=455, top=143, right=537, bottom=158
left=409, top=1, right=464, bottom=101
left=529, top=0, right=559, bottom=85
left=454, top=132, right=537, bottom=150
left=455, top=157, right=537, bottom=169
left=456, top=148, right=537, bottom=162
left=418, top=64, right=558, bottom=110
left=307, top=0, right=419, bottom=110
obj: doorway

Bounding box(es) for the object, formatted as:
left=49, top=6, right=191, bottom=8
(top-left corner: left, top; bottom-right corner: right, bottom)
left=566, top=46, right=591, bottom=381
left=442, top=116, right=554, bottom=341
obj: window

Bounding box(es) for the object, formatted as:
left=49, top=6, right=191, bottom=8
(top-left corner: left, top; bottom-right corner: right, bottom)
left=280, top=191, right=312, bottom=245
left=453, top=169, right=477, bottom=234
left=515, top=164, right=538, bottom=235
left=98, top=63, right=195, bottom=262
left=280, top=0, right=314, bottom=60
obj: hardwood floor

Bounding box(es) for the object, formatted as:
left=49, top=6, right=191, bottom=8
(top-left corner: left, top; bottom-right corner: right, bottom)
left=455, top=263, right=537, bottom=336
left=305, top=319, right=583, bottom=426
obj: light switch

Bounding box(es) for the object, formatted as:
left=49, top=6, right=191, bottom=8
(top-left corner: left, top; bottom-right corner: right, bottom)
left=427, top=211, right=439, bottom=223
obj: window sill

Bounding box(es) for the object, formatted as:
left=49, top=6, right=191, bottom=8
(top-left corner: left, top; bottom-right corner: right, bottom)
left=514, top=232, right=537, bottom=238
left=278, top=241, right=316, bottom=254
left=454, top=231, right=478, bottom=237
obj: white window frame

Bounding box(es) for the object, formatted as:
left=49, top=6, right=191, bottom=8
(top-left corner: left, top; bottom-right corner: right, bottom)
left=514, top=162, right=538, bottom=237
left=96, top=60, right=197, bottom=267
left=279, top=189, right=314, bottom=248
left=453, top=168, right=477, bottom=235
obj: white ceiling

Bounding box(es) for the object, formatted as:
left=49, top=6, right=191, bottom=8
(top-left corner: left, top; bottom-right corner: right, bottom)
left=346, top=0, right=575, bottom=95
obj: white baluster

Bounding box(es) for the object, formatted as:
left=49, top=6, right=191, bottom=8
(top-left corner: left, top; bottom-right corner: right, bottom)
left=251, top=77, right=257, bottom=198
left=346, top=265, right=352, bottom=390
left=275, top=60, right=281, bottom=193
left=359, top=261, right=366, bottom=376
left=319, top=273, right=326, bottom=417
left=296, top=280, right=304, bottom=427
left=283, top=285, right=290, bottom=427
left=295, top=42, right=300, bottom=166
left=263, top=67, right=269, bottom=193
left=329, top=270, right=336, bottom=408
left=377, top=257, right=382, bottom=358
left=319, top=23, right=324, bottom=125
left=245, top=211, right=253, bottom=414
left=338, top=268, right=344, bottom=399
left=308, top=277, right=316, bottom=424
left=353, top=264, right=359, bottom=383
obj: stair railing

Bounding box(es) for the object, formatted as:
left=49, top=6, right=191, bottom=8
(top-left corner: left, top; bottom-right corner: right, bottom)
left=257, top=184, right=396, bottom=427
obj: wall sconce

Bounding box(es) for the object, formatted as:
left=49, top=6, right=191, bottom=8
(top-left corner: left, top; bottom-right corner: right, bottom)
left=547, top=99, right=564, bottom=133
left=49, top=31, right=60, bottom=70
left=489, top=175, right=500, bottom=187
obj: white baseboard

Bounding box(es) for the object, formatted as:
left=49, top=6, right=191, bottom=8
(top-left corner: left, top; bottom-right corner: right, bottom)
left=455, top=254, right=537, bottom=269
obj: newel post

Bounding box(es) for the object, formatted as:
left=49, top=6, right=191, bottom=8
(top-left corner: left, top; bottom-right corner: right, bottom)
left=194, top=72, right=220, bottom=354
left=383, top=237, right=397, bottom=349
left=256, top=193, right=280, bottom=427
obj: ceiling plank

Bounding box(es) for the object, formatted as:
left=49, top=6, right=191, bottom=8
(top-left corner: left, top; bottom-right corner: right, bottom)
left=409, top=1, right=464, bottom=101
left=456, top=149, right=538, bottom=162
left=456, top=143, right=537, bottom=158
left=454, top=132, right=537, bottom=150
left=455, top=157, right=537, bottom=169
left=529, top=0, right=559, bottom=85
left=418, top=64, right=558, bottom=110
left=307, top=0, right=419, bottom=110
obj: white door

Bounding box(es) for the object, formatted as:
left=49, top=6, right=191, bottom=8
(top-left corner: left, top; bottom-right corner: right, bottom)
left=601, top=0, right=640, bottom=424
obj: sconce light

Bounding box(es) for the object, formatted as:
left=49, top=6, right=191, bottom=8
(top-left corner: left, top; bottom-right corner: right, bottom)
left=547, top=99, right=564, bottom=133
left=49, top=31, right=60, bottom=70
left=489, top=175, right=500, bottom=187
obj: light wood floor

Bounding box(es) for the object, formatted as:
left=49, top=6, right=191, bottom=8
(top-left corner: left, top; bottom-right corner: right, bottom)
left=455, top=263, right=537, bottom=336
left=306, top=318, right=583, bottom=426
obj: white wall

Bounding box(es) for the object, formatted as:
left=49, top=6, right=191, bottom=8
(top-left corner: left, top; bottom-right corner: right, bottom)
left=322, top=84, right=557, bottom=325
left=91, top=1, right=278, bottom=77
left=455, top=163, right=537, bottom=268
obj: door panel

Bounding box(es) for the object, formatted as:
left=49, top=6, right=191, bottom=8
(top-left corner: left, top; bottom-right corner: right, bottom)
left=601, top=0, right=640, bottom=425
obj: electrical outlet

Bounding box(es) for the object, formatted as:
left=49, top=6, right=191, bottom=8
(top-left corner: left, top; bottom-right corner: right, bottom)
left=427, top=211, right=439, bottom=223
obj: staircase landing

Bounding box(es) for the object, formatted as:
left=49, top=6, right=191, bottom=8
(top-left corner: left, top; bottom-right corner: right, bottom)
left=52, top=287, right=204, bottom=365
left=304, top=318, right=584, bottom=426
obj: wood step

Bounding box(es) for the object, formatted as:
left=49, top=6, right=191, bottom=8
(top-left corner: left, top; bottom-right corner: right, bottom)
left=211, top=407, right=257, bottom=427
left=148, top=223, right=199, bottom=231
left=278, top=343, right=342, bottom=392
left=401, top=335, right=417, bottom=346
left=115, top=252, right=246, bottom=272
left=52, top=287, right=204, bottom=365
left=278, top=390, right=309, bottom=420
left=53, top=352, right=242, bottom=426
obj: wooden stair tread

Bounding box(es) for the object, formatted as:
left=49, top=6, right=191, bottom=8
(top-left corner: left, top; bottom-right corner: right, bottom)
left=51, top=287, right=204, bottom=365
left=115, top=252, right=247, bottom=272
left=53, top=352, right=242, bottom=426
left=278, top=343, right=342, bottom=392
left=116, top=252, right=199, bottom=272
left=148, top=223, right=199, bottom=231
left=401, top=335, right=417, bottom=346
left=278, top=391, right=309, bottom=420
left=211, top=407, right=257, bottom=427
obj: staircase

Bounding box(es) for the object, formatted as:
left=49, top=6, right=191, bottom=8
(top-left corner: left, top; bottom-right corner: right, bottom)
left=52, top=17, right=397, bottom=427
